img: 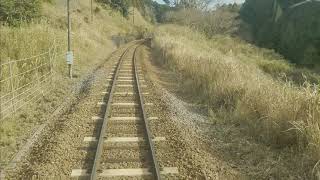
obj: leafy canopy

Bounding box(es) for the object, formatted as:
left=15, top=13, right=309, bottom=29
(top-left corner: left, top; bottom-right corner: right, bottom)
left=0, top=0, right=41, bottom=25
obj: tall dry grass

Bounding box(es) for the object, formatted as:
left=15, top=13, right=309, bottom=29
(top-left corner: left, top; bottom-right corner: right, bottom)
left=164, top=7, right=320, bottom=86
left=153, top=25, right=320, bottom=166
left=0, top=0, right=152, bottom=75
left=0, top=0, right=151, bottom=165
left=208, top=35, right=320, bottom=85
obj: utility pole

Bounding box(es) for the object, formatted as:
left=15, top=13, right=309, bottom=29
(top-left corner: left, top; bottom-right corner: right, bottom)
left=91, top=0, right=93, bottom=22
left=67, top=0, right=73, bottom=78
left=132, top=8, right=135, bottom=25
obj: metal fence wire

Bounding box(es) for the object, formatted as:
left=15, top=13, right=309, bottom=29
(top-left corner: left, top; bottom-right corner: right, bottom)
left=0, top=43, right=62, bottom=121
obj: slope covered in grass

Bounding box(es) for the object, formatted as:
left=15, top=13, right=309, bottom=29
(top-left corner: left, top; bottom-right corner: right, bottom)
left=153, top=24, right=320, bottom=178
left=0, top=0, right=151, bottom=166
left=240, top=0, right=320, bottom=66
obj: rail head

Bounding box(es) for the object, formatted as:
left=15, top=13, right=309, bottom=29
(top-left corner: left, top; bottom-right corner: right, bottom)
left=90, top=39, right=157, bottom=180
left=89, top=44, right=133, bottom=180
left=133, top=43, right=162, bottom=180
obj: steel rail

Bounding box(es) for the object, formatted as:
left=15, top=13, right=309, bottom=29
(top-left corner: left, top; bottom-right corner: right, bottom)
left=133, top=43, right=162, bottom=180
left=89, top=43, right=138, bottom=180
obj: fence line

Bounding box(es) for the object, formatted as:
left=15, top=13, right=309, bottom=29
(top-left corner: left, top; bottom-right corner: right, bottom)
left=0, top=62, right=50, bottom=84
left=0, top=42, right=65, bottom=121
left=1, top=72, right=52, bottom=105
left=0, top=51, right=50, bottom=66
left=1, top=78, right=53, bottom=120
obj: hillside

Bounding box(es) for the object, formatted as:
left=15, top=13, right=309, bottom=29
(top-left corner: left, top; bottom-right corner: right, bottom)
left=0, top=0, right=150, bottom=168
left=240, top=0, right=320, bottom=66
left=149, top=2, right=320, bottom=178
left=152, top=23, right=320, bottom=179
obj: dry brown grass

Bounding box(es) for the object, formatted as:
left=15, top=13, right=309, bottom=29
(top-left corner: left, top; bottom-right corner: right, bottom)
left=164, top=6, right=320, bottom=86
left=153, top=25, right=320, bottom=176
left=0, top=0, right=151, bottom=166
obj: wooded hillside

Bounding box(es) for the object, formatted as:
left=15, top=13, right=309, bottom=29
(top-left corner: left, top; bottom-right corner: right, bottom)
left=240, top=0, right=320, bottom=66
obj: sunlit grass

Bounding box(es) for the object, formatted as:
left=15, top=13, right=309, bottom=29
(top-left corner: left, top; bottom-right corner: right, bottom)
left=154, top=25, right=320, bottom=163
left=0, top=0, right=151, bottom=165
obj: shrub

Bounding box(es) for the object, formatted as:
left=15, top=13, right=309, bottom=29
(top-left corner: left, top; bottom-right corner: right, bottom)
left=97, top=0, right=129, bottom=17
left=0, top=0, right=41, bottom=25
left=240, top=0, right=320, bottom=65
left=164, top=4, right=241, bottom=37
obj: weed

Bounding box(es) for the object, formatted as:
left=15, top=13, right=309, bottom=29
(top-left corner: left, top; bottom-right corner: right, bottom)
left=0, top=0, right=150, bottom=166
left=154, top=25, right=320, bottom=164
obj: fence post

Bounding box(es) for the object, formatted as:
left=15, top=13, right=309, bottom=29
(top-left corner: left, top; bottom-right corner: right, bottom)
left=49, top=45, right=54, bottom=83
left=37, top=57, right=44, bottom=96
left=9, top=60, right=16, bottom=114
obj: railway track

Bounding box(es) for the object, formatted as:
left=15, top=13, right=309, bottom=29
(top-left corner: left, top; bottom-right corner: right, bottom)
left=70, top=41, right=178, bottom=179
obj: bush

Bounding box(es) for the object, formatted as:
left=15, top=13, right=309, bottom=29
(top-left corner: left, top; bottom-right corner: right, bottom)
left=165, top=4, right=241, bottom=37
left=97, top=0, right=129, bottom=17
left=152, top=1, right=171, bottom=22
left=240, top=0, right=320, bottom=66
left=0, top=0, right=41, bottom=25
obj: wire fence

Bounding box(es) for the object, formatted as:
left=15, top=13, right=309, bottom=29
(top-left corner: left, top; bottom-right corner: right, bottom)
left=0, top=43, right=63, bottom=121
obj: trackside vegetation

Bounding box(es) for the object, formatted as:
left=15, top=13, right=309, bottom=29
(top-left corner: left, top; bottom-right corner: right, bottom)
left=240, top=0, right=320, bottom=66
left=153, top=24, right=320, bottom=178
left=0, top=0, right=151, bottom=166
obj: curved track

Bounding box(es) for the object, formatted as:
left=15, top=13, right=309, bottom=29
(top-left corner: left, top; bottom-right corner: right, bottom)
left=70, top=41, right=178, bottom=180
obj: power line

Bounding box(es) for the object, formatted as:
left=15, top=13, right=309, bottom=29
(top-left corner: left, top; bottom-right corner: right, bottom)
left=290, top=0, right=320, bottom=9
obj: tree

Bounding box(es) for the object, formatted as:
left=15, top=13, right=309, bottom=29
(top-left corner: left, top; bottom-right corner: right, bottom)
left=163, top=0, right=170, bottom=4
left=97, top=0, right=129, bottom=17
left=0, top=0, right=41, bottom=25
left=173, top=0, right=215, bottom=10
left=152, top=1, right=171, bottom=22
left=240, top=0, right=320, bottom=65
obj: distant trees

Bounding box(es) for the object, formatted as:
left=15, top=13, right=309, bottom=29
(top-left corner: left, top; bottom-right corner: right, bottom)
left=240, top=0, right=320, bottom=65
left=173, top=0, right=215, bottom=10
left=163, top=0, right=171, bottom=4
left=152, top=1, right=172, bottom=22
left=0, top=0, right=41, bottom=25
left=131, top=0, right=156, bottom=22
left=97, top=0, right=156, bottom=22
left=97, top=0, right=130, bottom=17
left=165, top=3, right=241, bottom=36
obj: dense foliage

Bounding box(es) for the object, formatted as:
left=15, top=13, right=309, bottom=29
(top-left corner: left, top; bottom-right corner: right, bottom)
left=0, top=0, right=41, bottom=25
left=97, top=0, right=157, bottom=22
left=165, top=4, right=241, bottom=36
left=240, top=0, right=320, bottom=65
left=97, top=0, right=130, bottom=17
left=132, top=0, right=157, bottom=23
left=152, top=1, right=171, bottom=22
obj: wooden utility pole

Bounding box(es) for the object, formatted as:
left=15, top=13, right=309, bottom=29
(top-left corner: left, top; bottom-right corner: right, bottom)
left=133, top=8, right=135, bottom=25
left=67, top=0, right=73, bottom=79
left=67, top=0, right=71, bottom=53
left=91, top=0, right=93, bottom=22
